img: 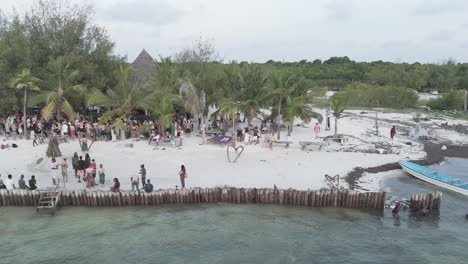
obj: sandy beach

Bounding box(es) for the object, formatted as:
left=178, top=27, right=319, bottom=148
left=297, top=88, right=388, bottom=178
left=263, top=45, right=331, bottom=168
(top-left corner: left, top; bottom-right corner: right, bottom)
left=4, top=108, right=466, bottom=192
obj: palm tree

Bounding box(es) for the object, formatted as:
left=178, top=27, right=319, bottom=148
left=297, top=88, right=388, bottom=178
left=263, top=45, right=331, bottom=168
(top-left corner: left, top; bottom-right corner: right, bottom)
left=218, top=99, right=241, bottom=136
left=281, top=77, right=322, bottom=136
left=268, top=71, right=296, bottom=139
left=87, top=64, right=157, bottom=132
left=331, top=94, right=347, bottom=137
left=179, top=79, right=207, bottom=143
left=10, top=69, right=40, bottom=139
left=29, top=57, right=84, bottom=121
left=238, top=64, right=269, bottom=127
left=283, top=96, right=323, bottom=136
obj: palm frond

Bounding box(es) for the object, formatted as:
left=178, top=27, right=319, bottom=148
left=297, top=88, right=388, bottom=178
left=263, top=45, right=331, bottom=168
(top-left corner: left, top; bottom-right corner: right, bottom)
left=61, top=100, right=75, bottom=120
left=28, top=91, right=58, bottom=107
left=41, top=100, right=56, bottom=120
left=87, top=88, right=114, bottom=107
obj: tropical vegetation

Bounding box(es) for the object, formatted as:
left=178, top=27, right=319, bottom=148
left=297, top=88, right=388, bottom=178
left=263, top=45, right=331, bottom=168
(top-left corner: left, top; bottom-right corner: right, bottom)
left=0, top=0, right=467, bottom=142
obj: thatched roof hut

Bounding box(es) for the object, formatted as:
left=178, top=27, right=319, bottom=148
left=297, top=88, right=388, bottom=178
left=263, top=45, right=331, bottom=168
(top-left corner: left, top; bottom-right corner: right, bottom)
left=130, top=49, right=156, bottom=88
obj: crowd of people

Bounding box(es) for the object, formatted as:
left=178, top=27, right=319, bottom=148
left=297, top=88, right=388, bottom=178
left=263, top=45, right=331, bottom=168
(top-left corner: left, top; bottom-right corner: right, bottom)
left=0, top=160, right=188, bottom=194
left=0, top=110, right=196, bottom=145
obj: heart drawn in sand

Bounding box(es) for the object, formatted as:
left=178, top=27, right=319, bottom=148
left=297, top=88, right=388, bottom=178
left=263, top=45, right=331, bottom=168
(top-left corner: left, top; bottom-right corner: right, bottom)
left=226, top=145, right=245, bottom=163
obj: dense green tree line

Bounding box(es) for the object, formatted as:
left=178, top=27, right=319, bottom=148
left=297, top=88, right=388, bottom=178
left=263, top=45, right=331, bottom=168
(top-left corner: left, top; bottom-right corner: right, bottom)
left=339, top=82, right=419, bottom=109
left=263, top=58, right=468, bottom=92
left=0, top=0, right=123, bottom=113
left=0, top=0, right=466, bottom=126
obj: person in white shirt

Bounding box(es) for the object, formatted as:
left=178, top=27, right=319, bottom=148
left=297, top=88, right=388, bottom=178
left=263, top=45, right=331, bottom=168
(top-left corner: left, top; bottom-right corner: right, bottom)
left=62, top=123, right=69, bottom=137
left=5, top=174, right=15, bottom=190
left=51, top=158, right=60, bottom=186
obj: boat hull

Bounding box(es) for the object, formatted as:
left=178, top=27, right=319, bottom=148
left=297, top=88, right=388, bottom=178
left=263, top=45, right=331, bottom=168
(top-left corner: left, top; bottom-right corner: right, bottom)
left=399, top=161, right=468, bottom=196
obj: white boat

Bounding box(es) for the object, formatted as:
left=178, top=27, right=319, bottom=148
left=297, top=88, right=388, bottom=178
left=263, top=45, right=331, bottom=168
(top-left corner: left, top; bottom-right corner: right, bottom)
left=399, top=160, right=468, bottom=196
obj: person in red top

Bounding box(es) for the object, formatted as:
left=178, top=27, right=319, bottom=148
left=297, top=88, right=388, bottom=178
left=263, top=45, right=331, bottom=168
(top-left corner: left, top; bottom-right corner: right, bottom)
left=313, top=123, right=321, bottom=138
left=90, top=159, right=97, bottom=178
left=390, top=126, right=396, bottom=140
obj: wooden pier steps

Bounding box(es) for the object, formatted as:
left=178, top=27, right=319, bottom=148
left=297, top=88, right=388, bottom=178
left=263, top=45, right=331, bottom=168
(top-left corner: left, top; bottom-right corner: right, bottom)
left=36, top=191, right=60, bottom=214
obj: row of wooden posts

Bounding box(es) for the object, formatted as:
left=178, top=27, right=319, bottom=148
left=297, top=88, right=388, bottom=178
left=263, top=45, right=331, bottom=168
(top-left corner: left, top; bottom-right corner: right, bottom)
left=0, top=188, right=441, bottom=211
left=409, top=191, right=442, bottom=211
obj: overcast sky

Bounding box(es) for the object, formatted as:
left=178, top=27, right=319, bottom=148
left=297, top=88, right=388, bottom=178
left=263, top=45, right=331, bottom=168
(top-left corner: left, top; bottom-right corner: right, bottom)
left=1, top=0, right=468, bottom=63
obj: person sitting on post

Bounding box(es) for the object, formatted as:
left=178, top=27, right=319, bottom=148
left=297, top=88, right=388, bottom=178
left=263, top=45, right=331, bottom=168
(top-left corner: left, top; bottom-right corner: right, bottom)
left=144, top=179, right=154, bottom=193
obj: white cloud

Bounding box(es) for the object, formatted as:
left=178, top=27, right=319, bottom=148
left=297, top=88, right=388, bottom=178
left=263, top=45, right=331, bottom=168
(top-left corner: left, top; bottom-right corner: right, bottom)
left=1, top=0, right=468, bottom=63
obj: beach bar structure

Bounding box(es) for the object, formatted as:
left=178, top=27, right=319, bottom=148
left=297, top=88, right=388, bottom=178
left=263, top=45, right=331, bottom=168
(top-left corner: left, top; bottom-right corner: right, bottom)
left=0, top=188, right=440, bottom=211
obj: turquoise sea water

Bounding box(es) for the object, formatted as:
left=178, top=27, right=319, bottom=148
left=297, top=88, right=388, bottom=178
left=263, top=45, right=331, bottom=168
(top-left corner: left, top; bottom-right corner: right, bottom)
left=1, top=158, right=467, bottom=264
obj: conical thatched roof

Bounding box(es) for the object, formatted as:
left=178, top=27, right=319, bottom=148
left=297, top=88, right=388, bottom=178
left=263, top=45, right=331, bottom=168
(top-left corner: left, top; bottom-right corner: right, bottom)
left=130, top=49, right=156, bottom=88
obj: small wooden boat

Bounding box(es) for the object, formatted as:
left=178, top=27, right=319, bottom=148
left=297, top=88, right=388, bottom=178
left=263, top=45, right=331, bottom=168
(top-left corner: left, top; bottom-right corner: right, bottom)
left=399, top=160, right=468, bottom=196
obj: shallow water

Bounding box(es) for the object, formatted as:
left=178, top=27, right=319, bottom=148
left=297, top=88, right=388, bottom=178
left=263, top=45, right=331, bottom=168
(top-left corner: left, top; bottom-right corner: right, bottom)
left=0, top=204, right=467, bottom=264
left=385, top=157, right=468, bottom=219
left=1, top=158, right=467, bottom=264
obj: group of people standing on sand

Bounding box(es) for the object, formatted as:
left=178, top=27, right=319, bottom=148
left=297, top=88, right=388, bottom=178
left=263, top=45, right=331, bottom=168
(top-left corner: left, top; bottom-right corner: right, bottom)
left=45, top=155, right=188, bottom=192
left=0, top=174, right=37, bottom=191
left=125, top=164, right=187, bottom=193
left=68, top=152, right=105, bottom=188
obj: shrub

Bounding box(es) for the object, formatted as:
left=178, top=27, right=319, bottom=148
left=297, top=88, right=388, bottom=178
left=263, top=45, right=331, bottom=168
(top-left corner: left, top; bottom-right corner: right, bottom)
left=427, top=90, right=464, bottom=111
left=340, top=82, right=418, bottom=108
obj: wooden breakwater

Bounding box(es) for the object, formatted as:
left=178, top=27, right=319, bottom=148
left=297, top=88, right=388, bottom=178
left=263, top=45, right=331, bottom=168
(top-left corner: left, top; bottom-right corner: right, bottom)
left=0, top=188, right=388, bottom=209
left=409, top=191, right=442, bottom=211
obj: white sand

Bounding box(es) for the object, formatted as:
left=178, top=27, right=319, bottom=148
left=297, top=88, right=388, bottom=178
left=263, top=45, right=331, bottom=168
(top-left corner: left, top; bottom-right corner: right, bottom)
left=0, top=109, right=465, bottom=192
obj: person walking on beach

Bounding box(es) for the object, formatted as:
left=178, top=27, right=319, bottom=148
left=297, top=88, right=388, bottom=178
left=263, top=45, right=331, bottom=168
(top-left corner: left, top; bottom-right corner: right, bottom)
left=111, top=178, right=120, bottom=192
left=90, top=159, right=97, bottom=178
left=85, top=167, right=95, bottom=188
left=84, top=153, right=91, bottom=169
left=98, top=164, right=105, bottom=186
left=140, top=164, right=146, bottom=188
left=29, top=175, right=37, bottom=190
left=390, top=126, right=396, bottom=140
left=51, top=158, right=60, bottom=186
left=131, top=175, right=140, bottom=191
left=179, top=165, right=187, bottom=189
left=77, top=156, right=85, bottom=183
left=72, top=152, right=79, bottom=179
left=31, top=130, right=38, bottom=147
left=314, top=123, right=321, bottom=138
left=144, top=179, right=153, bottom=193
left=61, top=158, right=68, bottom=188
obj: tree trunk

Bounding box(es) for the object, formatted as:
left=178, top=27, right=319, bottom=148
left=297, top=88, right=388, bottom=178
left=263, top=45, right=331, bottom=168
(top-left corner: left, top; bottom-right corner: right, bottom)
left=223, top=113, right=229, bottom=132
left=201, top=115, right=206, bottom=144
left=277, top=98, right=282, bottom=140
left=56, top=96, right=63, bottom=122
left=464, top=90, right=467, bottom=113
left=232, top=113, right=236, bottom=137
left=23, top=89, right=29, bottom=140
left=247, top=112, right=253, bottom=128
left=334, top=117, right=338, bottom=137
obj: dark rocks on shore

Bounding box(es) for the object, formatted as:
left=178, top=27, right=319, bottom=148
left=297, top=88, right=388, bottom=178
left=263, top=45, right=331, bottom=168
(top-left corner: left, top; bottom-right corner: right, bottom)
left=441, top=123, right=468, bottom=135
